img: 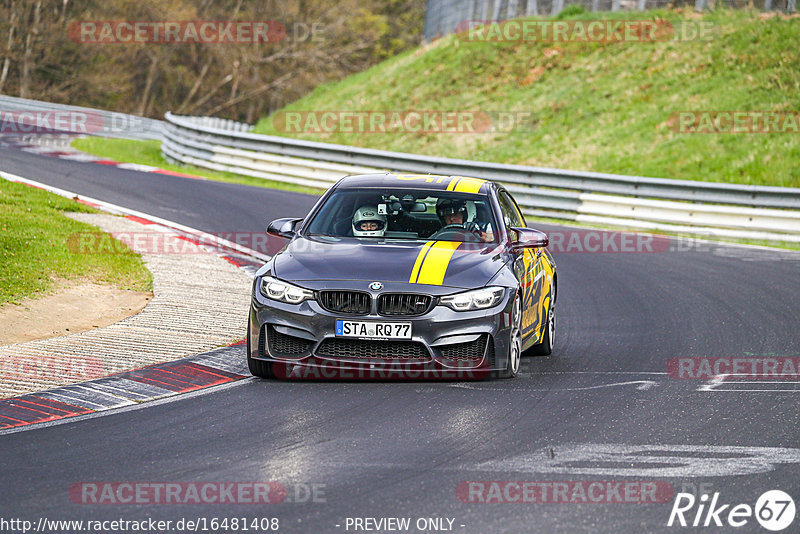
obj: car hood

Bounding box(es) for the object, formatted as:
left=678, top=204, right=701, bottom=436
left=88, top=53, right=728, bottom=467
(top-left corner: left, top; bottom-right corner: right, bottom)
left=273, top=236, right=506, bottom=289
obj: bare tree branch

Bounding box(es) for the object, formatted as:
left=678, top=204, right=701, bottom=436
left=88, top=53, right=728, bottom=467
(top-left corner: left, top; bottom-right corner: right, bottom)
left=137, top=52, right=159, bottom=116
left=184, top=73, right=234, bottom=115
left=176, top=61, right=211, bottom=113
left=204, top=71, right=292, bottom=116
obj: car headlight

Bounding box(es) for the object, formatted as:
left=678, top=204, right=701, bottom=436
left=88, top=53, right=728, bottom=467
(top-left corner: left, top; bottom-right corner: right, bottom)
left=440, top=286, right=505, bottom=311
left=259, top=276, right=314, bottom=304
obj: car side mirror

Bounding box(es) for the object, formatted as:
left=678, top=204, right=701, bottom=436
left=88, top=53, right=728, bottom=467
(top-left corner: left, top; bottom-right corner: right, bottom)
left=267, top=217, right=302, bottom=239
left=510, top=227, right=548, bottom=250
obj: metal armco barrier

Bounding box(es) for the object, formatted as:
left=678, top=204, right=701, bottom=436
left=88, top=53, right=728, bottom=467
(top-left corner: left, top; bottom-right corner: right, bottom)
left=163, top=112, right=800, bottom=243
left=0, top=95, right=164, bottom=140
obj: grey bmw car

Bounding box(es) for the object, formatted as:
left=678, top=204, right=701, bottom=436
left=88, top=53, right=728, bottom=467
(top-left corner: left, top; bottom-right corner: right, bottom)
left=247, top=173, right=556, bottom=380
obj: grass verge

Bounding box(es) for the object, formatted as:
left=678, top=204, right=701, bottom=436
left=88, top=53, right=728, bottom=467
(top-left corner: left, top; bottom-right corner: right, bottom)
left=0, top=179, right=153, bottom=304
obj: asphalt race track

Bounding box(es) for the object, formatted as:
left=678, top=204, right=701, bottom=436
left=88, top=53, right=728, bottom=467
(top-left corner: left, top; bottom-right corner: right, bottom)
left=2, top=145, right=800, bottom=533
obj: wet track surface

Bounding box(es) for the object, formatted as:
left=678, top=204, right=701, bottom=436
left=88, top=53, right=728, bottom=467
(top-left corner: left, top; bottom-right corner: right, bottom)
left=1, top=145, right=800, bottom=533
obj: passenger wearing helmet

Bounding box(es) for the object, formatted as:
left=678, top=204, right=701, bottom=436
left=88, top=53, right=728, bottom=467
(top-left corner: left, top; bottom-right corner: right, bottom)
left=352, top=205, right=387, bottom=237
left=436, top=198, right=493, bottom=242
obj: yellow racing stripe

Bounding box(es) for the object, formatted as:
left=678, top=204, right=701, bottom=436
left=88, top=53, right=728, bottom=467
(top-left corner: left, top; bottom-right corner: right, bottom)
left=409, top=241, right=435, bottom=283
left=415, top=241, right=462, bottom=286
left=453, top=177, right=486, bottom=194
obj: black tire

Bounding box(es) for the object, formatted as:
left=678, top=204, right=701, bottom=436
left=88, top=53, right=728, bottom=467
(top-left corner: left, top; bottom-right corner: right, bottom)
left=529, top=293, right=555, bottom=356
left=246, top=323, right=275, bottom=379
left=496, top=295, right=522, bottom=379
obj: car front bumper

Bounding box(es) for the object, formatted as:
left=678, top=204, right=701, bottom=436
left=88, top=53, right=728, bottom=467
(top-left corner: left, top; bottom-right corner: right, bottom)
left=248, top=278, right=515, bottom=379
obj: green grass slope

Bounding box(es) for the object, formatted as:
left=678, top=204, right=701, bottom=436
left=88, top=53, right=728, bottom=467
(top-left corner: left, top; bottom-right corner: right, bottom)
left=0, top=180, right=152, bottom=304
left=253, top=8, right=800, bottom=187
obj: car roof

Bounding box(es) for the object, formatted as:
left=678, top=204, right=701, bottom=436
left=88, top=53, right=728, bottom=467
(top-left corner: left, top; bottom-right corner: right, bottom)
left=335, top=173, right=494, bottom=195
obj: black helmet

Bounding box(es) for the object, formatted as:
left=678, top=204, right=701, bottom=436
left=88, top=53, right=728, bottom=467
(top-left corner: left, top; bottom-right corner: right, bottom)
left=436, top=198, right=467, bottom=224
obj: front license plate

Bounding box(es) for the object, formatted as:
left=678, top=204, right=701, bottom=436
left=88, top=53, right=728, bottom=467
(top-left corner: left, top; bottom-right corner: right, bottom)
left=335, top=320, right=411, bottom=339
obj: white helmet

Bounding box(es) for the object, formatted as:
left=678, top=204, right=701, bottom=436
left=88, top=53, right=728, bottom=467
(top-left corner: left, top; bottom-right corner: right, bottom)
left=352, top=205, right=387, bottom=237
left=353, top=206, right=386, bottom=237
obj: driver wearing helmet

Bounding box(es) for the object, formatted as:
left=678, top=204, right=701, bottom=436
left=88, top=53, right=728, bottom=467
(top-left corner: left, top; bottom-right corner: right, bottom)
left=352, top=205, right=387, bottom=237
left=436, top=198, right=493, bottom=242
left=436, top=198, right=468, bottom=228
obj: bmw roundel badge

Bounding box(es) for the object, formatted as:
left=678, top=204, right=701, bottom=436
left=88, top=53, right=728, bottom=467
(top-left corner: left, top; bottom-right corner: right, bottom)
left=369, top=282, right=383, bottom=291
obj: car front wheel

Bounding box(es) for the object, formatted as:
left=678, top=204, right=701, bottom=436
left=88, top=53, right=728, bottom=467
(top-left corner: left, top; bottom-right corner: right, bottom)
left=247, top=323, right=275, bottom=379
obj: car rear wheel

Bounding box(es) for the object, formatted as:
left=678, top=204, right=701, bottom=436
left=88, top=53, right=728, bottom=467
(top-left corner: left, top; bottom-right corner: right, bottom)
left=530, top=295, right=555, bottom=356
left=247, top=323, right=275, bottom=379
left=497, top=295, right=522, bottom=379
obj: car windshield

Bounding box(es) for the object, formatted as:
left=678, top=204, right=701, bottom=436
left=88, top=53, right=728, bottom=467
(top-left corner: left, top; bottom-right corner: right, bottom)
left=304, top=188, right=499, bottom=243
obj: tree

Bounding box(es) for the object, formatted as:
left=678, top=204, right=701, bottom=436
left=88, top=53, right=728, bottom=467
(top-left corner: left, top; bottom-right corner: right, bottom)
left=0, top=0, right=426, bottom=121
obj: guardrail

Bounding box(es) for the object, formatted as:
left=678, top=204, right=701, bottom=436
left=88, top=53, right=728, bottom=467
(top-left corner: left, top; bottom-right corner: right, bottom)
left=0, top=95, right=164, bottom=140
left=163, top=112, right=800, bottom=243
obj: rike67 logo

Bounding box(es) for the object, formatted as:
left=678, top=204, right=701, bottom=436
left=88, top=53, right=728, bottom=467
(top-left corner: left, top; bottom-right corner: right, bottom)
left=668, top=490, right=795, bottom=531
